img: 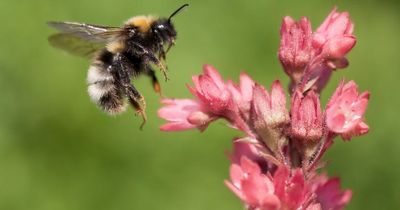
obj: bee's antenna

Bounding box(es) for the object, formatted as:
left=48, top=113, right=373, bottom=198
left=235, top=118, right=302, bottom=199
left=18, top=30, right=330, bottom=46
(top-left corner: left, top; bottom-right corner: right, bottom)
left=168, top=3, right=189, bottom=22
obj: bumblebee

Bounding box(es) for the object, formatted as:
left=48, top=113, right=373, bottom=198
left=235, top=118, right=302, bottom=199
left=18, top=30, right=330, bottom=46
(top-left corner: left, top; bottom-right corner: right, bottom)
left=48, top=4, right=188, bottom=127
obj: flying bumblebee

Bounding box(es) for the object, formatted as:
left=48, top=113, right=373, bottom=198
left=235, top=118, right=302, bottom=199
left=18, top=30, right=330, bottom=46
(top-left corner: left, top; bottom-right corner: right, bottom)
left=48, top=4, right=188, bottom=127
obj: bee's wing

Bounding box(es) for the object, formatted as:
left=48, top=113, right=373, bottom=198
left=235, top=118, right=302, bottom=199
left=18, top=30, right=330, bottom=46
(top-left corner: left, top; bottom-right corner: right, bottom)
left=48, top=33, right=105, bottom=58
left=47, top=21, right=125, bottom=42
left=47, top=21, right=129, bottom=58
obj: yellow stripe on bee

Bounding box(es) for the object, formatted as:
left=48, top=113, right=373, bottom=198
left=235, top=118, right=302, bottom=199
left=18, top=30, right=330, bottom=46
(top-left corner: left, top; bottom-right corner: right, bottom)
left=106, top=41, right=125, bottom=53
left=125, top=16, right=156, bottom=33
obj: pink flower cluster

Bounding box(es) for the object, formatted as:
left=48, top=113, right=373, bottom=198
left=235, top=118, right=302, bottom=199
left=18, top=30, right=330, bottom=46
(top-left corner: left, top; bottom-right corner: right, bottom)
left=158, top=7, right=369, bottom=210
left=225, top=142, right=352, bottom=210
left=279, top=7, right=356, bottom=93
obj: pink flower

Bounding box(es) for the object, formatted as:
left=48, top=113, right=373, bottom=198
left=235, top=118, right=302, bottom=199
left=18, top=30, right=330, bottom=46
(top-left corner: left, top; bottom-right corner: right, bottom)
left=326, top=81, right=370, bottom=140
left=228, top=72, right=255, bottom=121
left=225, top=157, right=281, bottom=210
left=306, top=203, right=322, bottom=210
left=187, top=64, right=254, bottom=132
left=314, top=176, right=352, bottom=210
left=250, top=81, right=289, bottom=152
left=278, top=8, right=357, bottom=93
left=226, top=73, right=257, bottom=135
left=158, top=8, right=366, bottom=210
left=188, top=64, right=233, bottom=115
left=158, top=99, right=214, bottom=131
left=228, top=139, right=281, bottom=175
left=159, top=66, right=255, bottom=134
left=279, top=16, right=313, bottom=83
left=290, top=91, right=323, bottom=141
left=273, top=166, right=310, bottom=210
left=251, top=81, right=289, bottom=129
left=313, top=7, right=356, bottom=66
left=229, top=140, right=264, bottom=166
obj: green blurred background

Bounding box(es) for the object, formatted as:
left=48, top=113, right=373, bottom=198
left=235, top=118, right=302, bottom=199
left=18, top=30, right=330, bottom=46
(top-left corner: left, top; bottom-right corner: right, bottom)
left=0, top=0, right=399, bottom=209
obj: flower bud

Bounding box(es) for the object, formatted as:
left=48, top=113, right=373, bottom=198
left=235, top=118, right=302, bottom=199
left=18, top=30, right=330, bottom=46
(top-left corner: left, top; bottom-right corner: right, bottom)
left=250, top=81, right=289, bottom=152
left=279, top=17, right=313, bottom=82
left=323, top=36, right=356, bottom=59
left=290, top=91, right=323, bottom=141
left=252, top=81, right=289, bottom=128
left=312, top=8, right=356, bottom=67
left=188, top=64, right=232, bottom=115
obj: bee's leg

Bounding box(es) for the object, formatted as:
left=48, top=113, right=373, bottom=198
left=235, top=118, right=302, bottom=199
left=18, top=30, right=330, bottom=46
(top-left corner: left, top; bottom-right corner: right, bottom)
left=131, top=42, right=169, bottom=81
left=144, top=66, right=162, bottom=96
left=153, top=30, right=166, bottom=61
left=155, top=41, right=171, bottom=81
left=125, top=84, right=147, bottom=129
left=165, top=39, right=175, bottom=54
left=147, top=54, right=169, bottom=82
left=114, top=53, right=147, bottom=128
left=159, top=48, right=167, bottom=62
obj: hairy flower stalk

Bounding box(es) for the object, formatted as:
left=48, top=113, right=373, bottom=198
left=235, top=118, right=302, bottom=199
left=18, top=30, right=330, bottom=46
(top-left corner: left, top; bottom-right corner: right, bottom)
left=158, top=7, right=368, bottom=210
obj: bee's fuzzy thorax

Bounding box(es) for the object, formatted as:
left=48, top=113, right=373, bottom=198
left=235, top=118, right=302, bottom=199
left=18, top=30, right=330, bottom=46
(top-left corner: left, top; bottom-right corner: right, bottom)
left=125, top=15, right=156, bottom=33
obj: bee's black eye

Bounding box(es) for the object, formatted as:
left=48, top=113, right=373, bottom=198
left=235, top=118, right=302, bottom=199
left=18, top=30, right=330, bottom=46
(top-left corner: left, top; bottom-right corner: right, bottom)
left=152, top=21, right=176, bottom=42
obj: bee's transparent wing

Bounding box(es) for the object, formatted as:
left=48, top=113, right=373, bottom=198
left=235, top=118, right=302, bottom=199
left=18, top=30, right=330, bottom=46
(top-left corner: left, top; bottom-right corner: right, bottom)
left=47, top=21, right=125, bottom=42
left=48, top=33, right=105, bottom=58
left=47, top=21, right=129, bottom=57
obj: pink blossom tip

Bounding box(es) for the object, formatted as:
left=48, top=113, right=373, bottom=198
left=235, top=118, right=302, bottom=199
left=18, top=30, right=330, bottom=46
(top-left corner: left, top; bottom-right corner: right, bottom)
left=158, top=99, right=213, bottom=132
left=279, top=16, right=313, bottom=82
left=290, top=91, right=323, bottom=141
left=326, top=81, right=370, bottom=140
left=251, top=80, right=289, bottom=128
left=314, top=177, right=352, bottom=210
left=313, top=8, right=356, bottom=62
left=189, top=64, right=232, bottom=115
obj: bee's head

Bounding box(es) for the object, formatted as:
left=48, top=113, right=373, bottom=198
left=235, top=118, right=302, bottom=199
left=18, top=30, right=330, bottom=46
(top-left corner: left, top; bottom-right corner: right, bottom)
left=153, top=19, right=177, bottom=43
left=152, top=4, right=188, bottom=45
